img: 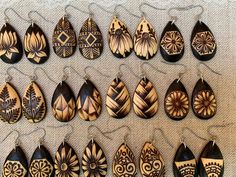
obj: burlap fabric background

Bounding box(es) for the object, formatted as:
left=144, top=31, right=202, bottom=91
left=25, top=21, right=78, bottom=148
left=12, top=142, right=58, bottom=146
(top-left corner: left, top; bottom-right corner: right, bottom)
left=0, top=0, right=235, bottom=176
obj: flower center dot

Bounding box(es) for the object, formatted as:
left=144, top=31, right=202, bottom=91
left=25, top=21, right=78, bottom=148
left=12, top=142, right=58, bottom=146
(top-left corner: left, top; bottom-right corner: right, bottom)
left=115, top=29, right=123, bottom=35
left=61, top=163, right=68, bottom=171
left=90, top=162, right=97, bottom=169
left=142, top=32, right=150, bottom=39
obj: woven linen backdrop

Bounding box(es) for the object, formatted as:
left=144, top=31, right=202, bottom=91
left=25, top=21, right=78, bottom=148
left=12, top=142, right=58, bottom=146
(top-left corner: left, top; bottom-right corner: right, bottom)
left=0, top=0, right=235, bottom=176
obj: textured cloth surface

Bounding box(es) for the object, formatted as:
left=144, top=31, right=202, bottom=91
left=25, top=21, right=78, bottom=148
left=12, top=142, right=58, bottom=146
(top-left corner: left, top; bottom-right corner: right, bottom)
left=0, top=0, right=235, bottom=176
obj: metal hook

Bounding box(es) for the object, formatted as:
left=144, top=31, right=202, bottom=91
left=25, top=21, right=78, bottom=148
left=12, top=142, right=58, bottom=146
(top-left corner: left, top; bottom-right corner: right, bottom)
left=139, top=2, right=166, bottom=17
left=151, top=128, right=174, bottom=148
left=84, top=66, right=110, bottom=81
left=114, top=5, right=140, bottom=18
left=140, top=62, right=166, bottom=80
left=63, top=66, right=85, bottom=81
left=28, top=10, right=54, bottom=25
left=197, top=62, right=222, bottom=82
left=207, top=123, right=233, bottom=145
left=21, top=127, right=46, bottom=147
left=5, top=66, right=33, bottom=82
left=1, top=130, right=20, bottom=147
left=33, top=67, right=57, bottom=85
left=4, top=8, right=30, bottom=23
left=118, top=64, right=140, bottom=80
left=47, top=124, right=74, bottom=142
left=88, top=3, right=113, bottom=17
left=87, top=125, right=112, bottom=142
left=64, top=4, right=90, bottom=18
left=161, top=61, right=187, bottom=82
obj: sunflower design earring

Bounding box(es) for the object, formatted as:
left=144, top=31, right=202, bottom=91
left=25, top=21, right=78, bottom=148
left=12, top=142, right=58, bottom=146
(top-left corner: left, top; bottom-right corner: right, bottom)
left=23, top=11, right=52, bottom=64
left=108, top=5, right=140, bottom=58
left=163, top=62, right=189, bottom=121
left=2, top=130, right=28, bottom=177
left=0, top=8, right=24, bottom=64
left=48, top=124, right=80, bottom=177
left=134, top=3, right=165, bottom=60
left=192, top=63, right=221, bottom=120
left=82, top=125, right=110, bottom=177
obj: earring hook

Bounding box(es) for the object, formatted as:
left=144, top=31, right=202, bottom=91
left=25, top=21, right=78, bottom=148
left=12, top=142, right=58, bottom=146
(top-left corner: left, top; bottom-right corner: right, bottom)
left=88, top=3, right=113, bottom=17
left=114, top=5, right=140, bottom=18
left=4, top=8, right=30, bottom=23
left=5, top=66, right=34, bottom=82
left=1, top=130, right=20, bottom=147
left=139, top=2, right=166, bottom=17
left=197, top=62, right=222, bottom=81
left=84, top=66, right=110, bottom=81
left=161, top=61, right=187, bottom=82
left=33, top=67, right=57, bottom=85
left=118, top=64, right=140, bottom=79
left=87, top=125, right=112, bottom=142
left=151, top=128, right=174, bottom=148
left=63, top=66, right=85, bottom=81
left=64, top=4, right=90, bottom=18
left=21, top=127, right=46, bottom=147
left=47, top=124, right=74, bottom=142
left=140, top=62, right=166, bottom=81
left=28, top=10, right=53, bottom=25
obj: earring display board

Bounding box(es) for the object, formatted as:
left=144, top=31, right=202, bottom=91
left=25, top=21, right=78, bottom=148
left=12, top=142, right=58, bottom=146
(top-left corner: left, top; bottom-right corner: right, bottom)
left=0, top=0, right=235, bottom=177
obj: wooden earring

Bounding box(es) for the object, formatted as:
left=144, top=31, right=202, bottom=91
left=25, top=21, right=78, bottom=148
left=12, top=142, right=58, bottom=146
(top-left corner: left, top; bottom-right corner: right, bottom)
left=2, top=131, right=28, bottom=177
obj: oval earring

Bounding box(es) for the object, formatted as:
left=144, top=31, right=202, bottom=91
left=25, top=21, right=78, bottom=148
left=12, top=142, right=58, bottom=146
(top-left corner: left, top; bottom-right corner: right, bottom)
left=0, top=68, right=22, bottom=124
left=82, top=125, right=110, bottom=177
left=52, top=5, right=77, bottom=58
left=192, top=63, right=220, bottom=120
left=2, top=130, right=28, bottom=177
left=160, top=7, right=185, bottom=62
left=163, top=62, right=189, bottom=120
left=24, top=11, right=51, bottom=64
left=0, top=8, right=24, bottom=64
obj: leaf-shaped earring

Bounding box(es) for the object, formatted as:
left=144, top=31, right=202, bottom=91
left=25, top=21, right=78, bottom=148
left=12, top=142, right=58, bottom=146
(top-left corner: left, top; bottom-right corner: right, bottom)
left=133, top=62, right=166, bottom=119
left=24, top=11, right=52, bottom=64
left=25, top=128, right=55, bottom=177
left=163, top=62, right=189, bottom=120
left=106, top=65, right=131, bottom=119
left=48, top=125, right=80, bottom=177
left=192, top=63, right=221, bottom=120
left=111, top=126, right=137, bottom=177
left=82, top=125, right=110, bottom=177
left=52, top=6, right=77, bottom=58
left=2, top=130, right=28, bottom=177
left=0, top=8, right=24, bottom=64
left=0, top=68, right=22, bottom=124
left=140, top=128, right=171, bottom=177
left=160, top=8, right=185, bottom=62
left=188, top=5, right=217, bottom=61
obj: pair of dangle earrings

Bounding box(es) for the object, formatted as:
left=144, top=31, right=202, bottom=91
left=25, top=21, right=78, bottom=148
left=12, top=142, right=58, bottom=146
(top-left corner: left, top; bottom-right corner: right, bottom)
left=164, top=62, right=220, bottom=120
left=106, top=62, right=166, bottom=119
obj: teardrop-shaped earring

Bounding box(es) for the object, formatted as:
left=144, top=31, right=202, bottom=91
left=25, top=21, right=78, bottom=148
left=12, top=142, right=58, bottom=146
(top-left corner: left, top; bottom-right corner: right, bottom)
left=24, top=128, right=55, bottom=177
left=163, top=62, right=190, bottom=120
left=48, top=124, right=80, bottom=177
left=140, top=128, right=172, bottom=177
left=108, top=5, right=139, bottom=58
left=106, top=64, right=131, bottom=119
left=160, top=7, right=185, bottom=62
left=77, top=66, right=109, bottom=121
left=82, top=125, right=110, bottom=177
left=134, top=62, right=166, bottom=119
left=173, top=127, right=207, bottom=177
left=2, top=130, right=28, bottom=177
left=24, top=11, right=51, bottom=64
left=109, top=126, right=137, bottom=177
left=198, top=124, right=232, bottom=177
left=52, top=5, right=77, bottom=58
left=0, top=67, right=22, bottom=124
left=190, top=5, right=217, bottom=61
left=0, top=8, right=24, bottom=64
left=192, top=63, right=221, bottom=120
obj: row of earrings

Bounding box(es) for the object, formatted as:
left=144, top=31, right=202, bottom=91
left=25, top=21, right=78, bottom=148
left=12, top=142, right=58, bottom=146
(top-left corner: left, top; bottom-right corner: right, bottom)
left=0, top=62, right=220, bottom=124
left=1, top=123, right=231, bottom=177
left=0, top=3, right=216, bottom=64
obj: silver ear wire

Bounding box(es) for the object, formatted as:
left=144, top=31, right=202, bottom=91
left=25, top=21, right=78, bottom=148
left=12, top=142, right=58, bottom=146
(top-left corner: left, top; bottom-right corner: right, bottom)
left=64, top=4, right=90, bottom=18
left=114, top=4, right=140, bottom=18
left=84, top=66, right=110, bottom=81
left=33, top=67, right=57, bottom=85
left=197, top=62, right=221, bottom=81
left=140, top=62, right=166, bottom=81
left=88, top=3, right=113, bottom=17
left=139, top=2, right=166, bottom=18
left=118, top=64, right=140, bottom=79
left=47, top=124, right=74, bottom=143
left=152, top=128, right=174, bottom=148
left=4, top=8, right=30, bottom=24
left=21, top=127, right=46, bottom=147
left=5, top=66, right=33, bottom=82
left=28, top=10, right=53, bottom=25
left=63, top=66, right=85, bottom=81
left=87, top=125, right=112, bottom=143
left=1, top=130, right=20, bottom=148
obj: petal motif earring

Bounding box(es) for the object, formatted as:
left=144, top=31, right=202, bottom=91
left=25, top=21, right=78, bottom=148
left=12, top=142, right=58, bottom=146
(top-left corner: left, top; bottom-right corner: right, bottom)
left=52, top=5, right=77, bottom=58
left=2, top=130, right=28, bottom=177
left=0, top=8, right=24, bottom=64
left=47, top=124, right=80, bottom=177
left=163, top=62, right=190, bottom=120
left=82, top=125, right=110, bottom=177
left=160, top=7, right=185, bottom=62
left=24, top=11, right=52, bottom=64
left=108, top=5, right=140, bottom=58
left=134, top=3, right=165, bottom=60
